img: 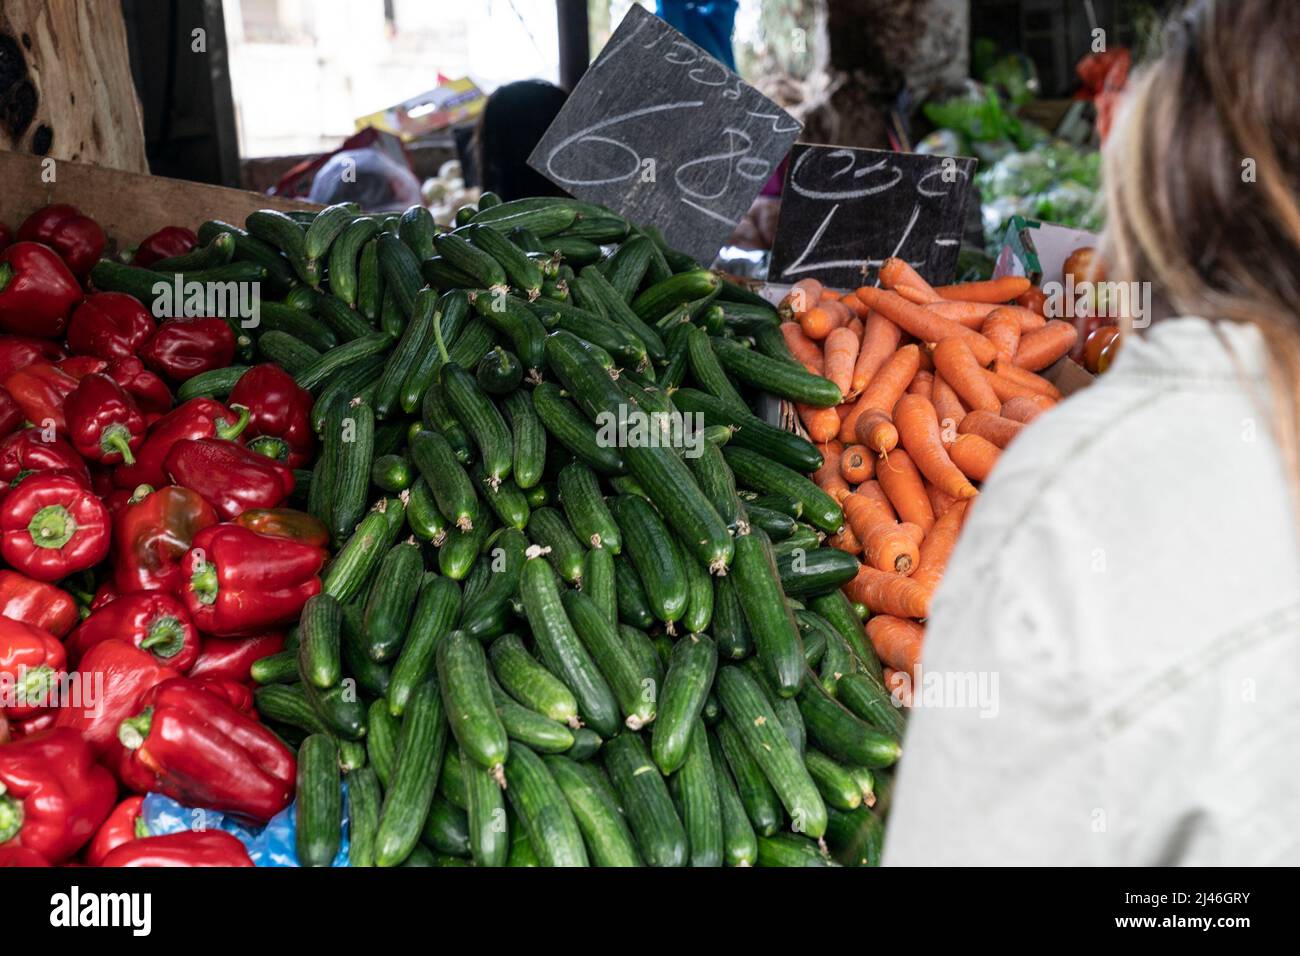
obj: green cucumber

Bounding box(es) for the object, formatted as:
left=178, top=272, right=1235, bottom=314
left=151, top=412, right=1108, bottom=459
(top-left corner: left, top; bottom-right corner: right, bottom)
left=461, top=746, right=509, bottom=867
left=712, top=574, right=752, bottom=661
left=527, top=506, right=585, bottom=585
left=406, top=478, right=449, bottom=545
left=501, top=390, right=546, bottom=490
left=562, top=588, right=656, bottom=730
left=711, top=335, right=841, bottom=407
left=614, top=556, right=655, bottom=630
left=581, top=546, right=617, bottom=627
left=566, top=727, right=603, bottom=762
left=519, top=555, right=620, bottom=738
left=297, top=594, right=342, bottom=689
left=420, top=382, right=473, bottom=463
left=476, top=347, right=523, bottom=395
left=607, top=494, right=686, bottom=626
left=470, top=291, right=547, bottom=376
left=545, top=755, right=642, bottom=867
left=197, top=219, right=296, bottom=294
left=746, top=504, right=798, bottom=540
left=672, top=388, right=823, bottom=474
left=251, top=649, right=299, bottom=685
left=716, top=667, right=826, bottom=839
left=295, top=332, right=394, bottom=394
left=321, top=505, right=388, bottom=602
left=433, top=231, right=507, bottom=288
left=257, top=330, right=320, bottom=375
left=401, top=290, right=471, bottom=413
left=439, top=748, right=467, bottom=809
left=505, top=743, right=588, bottom=866
left=301, top=675, right=367, bottom=741
left=490, top=682, right=574, bottom=753
left=366, top=699, right=400, bottom=789
left=377, top=232, right=423, bottom=318
left=674, top=534, right=714, bottom=634
left=825, top=804, right=884, bottom=867
left=804, top=749, right=863, bottom=811
left=347, top=766, right=382, bottom=867
left=296, top=735, right=342, bottom=867
left=686, top=326, right=748, bottom=413
left=836, top=672, right=905, bottom=739
left=631, top=269, right=719, bottom=322
left=574, top=265, right=665, bottom=360
left=361, top=539, right=423, bottom=661
left=557, top=461, right=620, bottom=552
left=468, top=224, right=543, bottom=298
left=459, top=528, right=527, bottom=639
left=716, top=717, right=782, bottom=837
left=707, top=730, right=758, bottom=866
left=808, top=591, right=883, bottom=682
left=488, top=633, right=580, bottom=727
left=438, top=630, right=509, bottom=778
left=310, top=354, right=383, bottom=434
left=472, top=466, right=529, bottom=530
left=603, top=732, right=687, bottom=867
left=246, top=209, right=317, bottom=286
left=730, top=525, right=805, bottom=697
left=724, top=446, right=843, bottom=535
left=778, top=547, right=860, bottom=597
left=531, top=382, right=625, bottom=475
left=388, top=574, right=461, bottom=716
left=176, top=365, right=247, bottom=402
left=420, top=794, right=470, bottom=857
left=151, top=231, right=234, bottom=272
left=757, top=833, right=837, bottom=867
left=410, top=429, right=478, bottom=530
left=253, top=684, right=328, bottom=737
left=371, top=453, right=411, bottom=493
left=531, top=296, right=648, bottom=370
left=547, top=236, right=602, bottom=267
left=440, top=362, right=513, bottom=486
left=420, top=255, right=479, bottom=290
left=437, top=504, right=492, bottom=580
left=304, top=202, right=359, bottom=260
left=397, top=204, right=438, bottom=260
left=372, top=288, right=438, bottom=419
left=327, top=217, right=378, bottom=307
left=740, top=657, right=806, bottom=758
left=375, top=677, right=447, bottom=866
left=676, top=721, right=723, bottom=867
left=357, top=237, right=384, bottom=321
left=601, top=234, right=654, bottom=302
left=256, top=302, right=337, bottom=353
left=554, top=214, right=629, bottom=243
left=685, top=436, right=747, bottom=533
left=797, top=669, right=902, bottom=769
left=651, top=633, right=718, bottom=774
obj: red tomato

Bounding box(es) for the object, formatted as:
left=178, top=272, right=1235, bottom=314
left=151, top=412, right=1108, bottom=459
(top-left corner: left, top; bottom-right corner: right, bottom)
left=1083, top=325, right=1121, bottom=373
left=1063, top=247, right=1104, bottom=286
left=1015, top=285, right=1048, bottom=316
left=1097, top=332, right=1123, bottom=373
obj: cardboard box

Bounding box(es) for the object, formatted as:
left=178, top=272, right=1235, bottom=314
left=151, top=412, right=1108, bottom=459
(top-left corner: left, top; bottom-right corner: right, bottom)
left=0, top=152, right=313, bottom=252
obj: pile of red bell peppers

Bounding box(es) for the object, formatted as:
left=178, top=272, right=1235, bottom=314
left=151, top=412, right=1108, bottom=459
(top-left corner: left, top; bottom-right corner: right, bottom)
left=0, top=204, right=322, bottom=868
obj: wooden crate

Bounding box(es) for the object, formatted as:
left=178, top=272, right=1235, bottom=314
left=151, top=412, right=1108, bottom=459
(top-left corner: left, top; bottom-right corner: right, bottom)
left=0, top=152, right=313, bottom=253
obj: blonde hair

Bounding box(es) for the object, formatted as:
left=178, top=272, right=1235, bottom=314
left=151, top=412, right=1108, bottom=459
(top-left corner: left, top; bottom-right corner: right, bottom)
left=1102, top=0, right=1300, bottom=484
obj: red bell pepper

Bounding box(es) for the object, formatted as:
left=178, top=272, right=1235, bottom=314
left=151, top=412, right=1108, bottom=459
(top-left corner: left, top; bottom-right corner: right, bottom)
left=165, top=438, right=295, bottom=519
left=0, top=844, right=50, bottom=866
left=17, top=204, right=106, bottom=278
left=131, top=226, right=198, bottom=268
left=2, top=360, right=78, bottom=432
left=113, top=397, right=249, bottom=490
left=64, top=372, right=146, bottom=465
left=113, top=483, right=218, bottom=593
left=0, top=570, right=78, bottom=637
left=57, top=355, right=108, bottom=380
left=182, top=523, right=322, bottom=636
left=233, top=507, right=330, bottom=549
left=101, top=829, right=254, bottom=867
left=0, top=335, right=66, bottom=380
left=0, top=242, right=84, bottom=338
left=0, top=712, right=7, bottom=744
left=65, top=592, right=199, bottom=673
left=138, top=318, right=236, bottom=383
left=228, top=364, right=316, bottom=468
left=0, top=428, right=89, bottom=487
left=195, top=676, right=256, bottom=715
left=66, top=292, right=157, bottom=360
left=91, top=581, right=118, bottom=609
left=0, top=728, right=116, bottom=863
left=186, top=631, right=286, bottom=684
left=117, top=677, right=296, bottom=822
left=0, top=473, right=110, bottom=582
left=0, top=617, right=65, bottom=717
left=54, top=639, right=179, bottom=761
left=105, top=356, right=172, bottom=417
left=0, top=387, right=23, bottom=440
left=85, top=795, right=147, bottom=866
left=8, top=710, right=58, bottom=738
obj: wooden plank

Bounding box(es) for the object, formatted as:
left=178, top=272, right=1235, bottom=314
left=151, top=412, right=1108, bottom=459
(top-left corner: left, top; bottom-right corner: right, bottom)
left=0, top=152, right=314, bottom=250
left=0, top=0, right=147, bottom=172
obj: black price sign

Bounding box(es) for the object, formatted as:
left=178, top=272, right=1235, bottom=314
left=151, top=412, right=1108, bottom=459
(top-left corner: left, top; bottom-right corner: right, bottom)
left=768, top=144, right=977, bottom=290
left=528, top=4, right=801, bottom=265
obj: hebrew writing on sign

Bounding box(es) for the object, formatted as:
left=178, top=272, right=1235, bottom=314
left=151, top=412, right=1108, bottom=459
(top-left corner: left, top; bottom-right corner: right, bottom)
left=528, top=4, right=802, bottom=265
left=768, top=144, right=978, bottom=290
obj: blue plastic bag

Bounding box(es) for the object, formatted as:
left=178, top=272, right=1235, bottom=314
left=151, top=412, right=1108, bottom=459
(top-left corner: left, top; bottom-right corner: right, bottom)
left=141, top=788, right=350, bottom=867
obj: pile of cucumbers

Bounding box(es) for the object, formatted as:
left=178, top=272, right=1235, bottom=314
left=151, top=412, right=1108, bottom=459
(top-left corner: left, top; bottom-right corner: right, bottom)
left=106, top=192, right=906, bottom=867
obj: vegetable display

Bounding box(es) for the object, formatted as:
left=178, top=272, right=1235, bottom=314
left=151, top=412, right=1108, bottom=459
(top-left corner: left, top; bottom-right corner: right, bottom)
left=0, top=193, right=908, bottom=869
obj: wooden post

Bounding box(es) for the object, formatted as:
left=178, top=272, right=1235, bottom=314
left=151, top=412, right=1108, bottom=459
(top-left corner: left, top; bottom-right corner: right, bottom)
left=556, top=0, right=591, bottom=92
left=0, top=0, right=148, bottom=172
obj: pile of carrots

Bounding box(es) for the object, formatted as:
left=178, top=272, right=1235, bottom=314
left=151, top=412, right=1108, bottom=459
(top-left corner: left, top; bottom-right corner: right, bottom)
left=778, top=259, right=1079, bottom=700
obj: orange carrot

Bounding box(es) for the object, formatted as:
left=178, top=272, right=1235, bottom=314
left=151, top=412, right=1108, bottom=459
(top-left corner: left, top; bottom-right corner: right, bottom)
left=875, top=448, right=936, bottom=535
left=893, top=393, right=978, bottom=499
left=981, top=367, right=1055, bottom=404
left=1013, top=320, right=1078, bottom=371
left=866, top=615, right=926, bottom=672
left=827, top=524, right=861, bottom=555
left=992, top=360, right=1061, bottom=399
left=840, top=343, right=920, bottom=443
left=883, top=667, right=913, bottom=707
left=854, top=407, right=898, bottom=456
left=843, top=485, right=918, bottom=574
left=907, top=369, right=934, bottom=400
left=854, top=286, right=998, bottom=366
left=931, top=338, right=1000, bottom=412
left=924, top=300, right=996, bottom=328
left=780, top=322, right=824, bottom=374
left=840, top=445, right=875, bottom=484
left=844, top=567, right=930, bottom=618
left=780, top=278, right=823, bottom=319
left=958, top=410, right=1024, bottom=449
left=848, top=312, right=901, bottom=399
left=911, top=499, right=968, bottom=593
left=839, top=291, right=870, bottom=319
left=1000, top=396, right=1048, bottom=423
left=983, top=304, right=1046, bottom=332
left=819, top=287, right=843, bottom=302
left=948, top=432, right=1001, bottom=482
left=846, top=316, right=864, bottom=340
left=797, top=403, right=841, bottom=443
left=800, top=303, right=845, bottom=340
left=823, top=326, right=858, bottom=395
left=924, top=480, right=957, bottom=518
left=930, top=374, right=966, bottom=440
left=879, top=257, right=941, bottom=302
left=981, top=308, right=1023, bottom=363
left=811, top=439, right=844, bottom=488
left=935, top=275, right=1031, bottom=303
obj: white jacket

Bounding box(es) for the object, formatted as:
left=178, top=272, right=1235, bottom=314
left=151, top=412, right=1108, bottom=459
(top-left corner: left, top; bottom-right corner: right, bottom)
left=883, top=317, right=1300, bottom=866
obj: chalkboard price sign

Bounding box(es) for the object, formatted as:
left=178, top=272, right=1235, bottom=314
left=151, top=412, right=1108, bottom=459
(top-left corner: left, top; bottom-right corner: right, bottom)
left=768, top=144, right=978, bottom=290
left=528, top=4, right=802, bottom=265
